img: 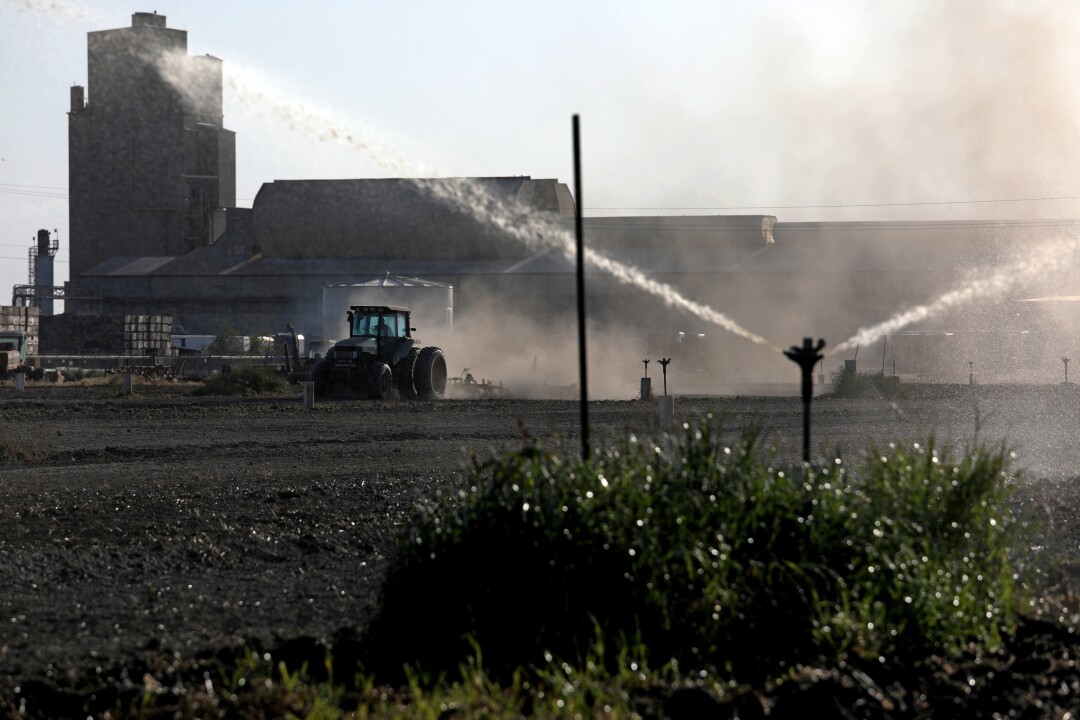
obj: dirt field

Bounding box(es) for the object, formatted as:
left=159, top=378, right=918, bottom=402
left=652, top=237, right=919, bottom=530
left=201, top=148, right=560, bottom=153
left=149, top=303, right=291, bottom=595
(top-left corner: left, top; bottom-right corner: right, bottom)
left=2, top=380, right=1080, bottom=702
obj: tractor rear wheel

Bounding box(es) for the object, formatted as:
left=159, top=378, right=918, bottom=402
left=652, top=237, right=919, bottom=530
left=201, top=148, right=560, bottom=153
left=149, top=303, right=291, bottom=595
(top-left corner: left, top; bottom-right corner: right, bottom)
left=414, top=347, right=447, bottom=400
left=394, top=347, right=420, bottom=400
left=367, top=362, right=394, bottom=400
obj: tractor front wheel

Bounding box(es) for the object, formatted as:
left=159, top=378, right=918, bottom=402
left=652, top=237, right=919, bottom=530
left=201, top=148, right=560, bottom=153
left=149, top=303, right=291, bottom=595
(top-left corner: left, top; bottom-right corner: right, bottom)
left=367, top=362, right=394, bottom=400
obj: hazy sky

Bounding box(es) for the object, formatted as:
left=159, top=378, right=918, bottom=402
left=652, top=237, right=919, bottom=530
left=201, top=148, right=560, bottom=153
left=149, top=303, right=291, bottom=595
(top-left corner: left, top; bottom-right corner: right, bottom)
left=2, top=0, right=1079, bottom=297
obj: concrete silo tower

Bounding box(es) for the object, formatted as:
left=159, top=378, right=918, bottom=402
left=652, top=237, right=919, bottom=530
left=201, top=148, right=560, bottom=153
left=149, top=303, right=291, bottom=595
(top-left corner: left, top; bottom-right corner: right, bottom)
left=68, top=11, right=235, bottom=286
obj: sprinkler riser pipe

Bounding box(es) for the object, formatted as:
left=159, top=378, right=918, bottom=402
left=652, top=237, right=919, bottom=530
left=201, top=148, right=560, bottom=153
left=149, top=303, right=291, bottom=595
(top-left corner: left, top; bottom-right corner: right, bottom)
left=784, top=337, right=826, bottom=464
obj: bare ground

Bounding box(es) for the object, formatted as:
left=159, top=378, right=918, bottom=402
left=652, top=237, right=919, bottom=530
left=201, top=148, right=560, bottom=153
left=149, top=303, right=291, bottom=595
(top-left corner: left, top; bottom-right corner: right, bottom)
left=2, top=380, right=1080, bottom=716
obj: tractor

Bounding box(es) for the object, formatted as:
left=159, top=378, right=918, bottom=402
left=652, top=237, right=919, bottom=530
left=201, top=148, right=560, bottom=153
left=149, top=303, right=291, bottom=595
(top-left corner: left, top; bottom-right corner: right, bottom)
left=312, top=305, right=447, bottom=400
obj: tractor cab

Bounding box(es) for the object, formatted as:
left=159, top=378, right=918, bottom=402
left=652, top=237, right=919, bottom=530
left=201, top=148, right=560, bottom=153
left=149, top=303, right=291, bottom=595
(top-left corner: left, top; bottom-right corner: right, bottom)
left=348, top=306, right=412, bottom=340
left=345, top=305, right=413, bottom=364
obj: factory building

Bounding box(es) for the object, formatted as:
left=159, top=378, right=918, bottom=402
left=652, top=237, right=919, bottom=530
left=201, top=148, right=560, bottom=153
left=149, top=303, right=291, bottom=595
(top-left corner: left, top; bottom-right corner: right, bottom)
left=68, top=11, right=234, bottom=286
left=62, top=13, right=1080, bottom=387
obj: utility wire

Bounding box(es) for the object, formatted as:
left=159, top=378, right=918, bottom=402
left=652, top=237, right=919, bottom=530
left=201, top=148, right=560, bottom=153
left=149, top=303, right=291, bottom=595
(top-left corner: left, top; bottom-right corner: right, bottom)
left=586, top=220, right=1080, bottom=232
left=0, top=256, right=68, bottom=262
left=0, top=188, right=68, bottom=199
left=0, top=185, right=68, bottom=194
left=589, top=195, right=1080, bottom=210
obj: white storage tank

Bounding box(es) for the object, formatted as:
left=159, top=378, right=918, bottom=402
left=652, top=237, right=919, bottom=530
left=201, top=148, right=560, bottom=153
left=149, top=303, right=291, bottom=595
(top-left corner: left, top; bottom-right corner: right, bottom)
left=320, top=274, right=453, bottom=345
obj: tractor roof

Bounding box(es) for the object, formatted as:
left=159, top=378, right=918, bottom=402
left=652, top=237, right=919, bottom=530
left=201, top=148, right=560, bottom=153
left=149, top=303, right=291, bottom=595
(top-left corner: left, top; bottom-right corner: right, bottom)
left=348, top=305, right=411, bottom=314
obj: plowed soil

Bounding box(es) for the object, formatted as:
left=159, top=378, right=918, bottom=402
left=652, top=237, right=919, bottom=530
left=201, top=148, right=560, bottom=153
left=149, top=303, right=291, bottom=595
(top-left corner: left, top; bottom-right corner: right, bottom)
left=3, top=380, right=1080, bottom=717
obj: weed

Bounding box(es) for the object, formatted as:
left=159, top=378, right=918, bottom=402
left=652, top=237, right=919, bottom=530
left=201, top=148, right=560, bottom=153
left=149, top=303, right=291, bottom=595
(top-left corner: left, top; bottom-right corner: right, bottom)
left=830, top=366, right=905, bottom=398
left=195, top=365, right=287, bottom=396
left=0, top=426, right=37, bottom=462
left=363, top=420, right=1022, bottom=683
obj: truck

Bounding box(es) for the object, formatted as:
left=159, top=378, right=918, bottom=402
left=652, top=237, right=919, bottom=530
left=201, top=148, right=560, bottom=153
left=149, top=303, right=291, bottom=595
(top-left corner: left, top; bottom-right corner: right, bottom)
left=312, top=305, right=447, bottom=400
left=171, top=334, right=252, bottom=355
left=0, top=331, right=40, bottom=379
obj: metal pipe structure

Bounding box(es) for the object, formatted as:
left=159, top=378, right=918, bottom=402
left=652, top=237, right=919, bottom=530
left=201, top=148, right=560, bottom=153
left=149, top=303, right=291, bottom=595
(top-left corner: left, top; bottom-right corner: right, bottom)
left=573, top=115, right=590, bottom=461
left=659, top=358, right=671, bottom=395
left=784, top=338, right=826, bottom=463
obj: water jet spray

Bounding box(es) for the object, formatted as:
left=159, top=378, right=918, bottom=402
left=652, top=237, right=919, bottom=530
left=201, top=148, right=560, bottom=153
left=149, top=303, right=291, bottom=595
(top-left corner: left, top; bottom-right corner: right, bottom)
left=828, top=232, right=1080, bottom=357
left=784, top=338, right=826, bottom=463
left=153, top=50, right=787, bottom=357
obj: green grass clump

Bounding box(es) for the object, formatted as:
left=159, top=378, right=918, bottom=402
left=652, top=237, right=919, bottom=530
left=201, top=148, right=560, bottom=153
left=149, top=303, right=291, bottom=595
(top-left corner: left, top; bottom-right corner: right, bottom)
left=195, top=365, right=287, bottom=396
left=52, top=643, right=664, bottom=719
left=830, top=367, right=904, bottom=398
left=363, top=421, right=1022, bottom=683
left=60, top=368, right=94, bottom=382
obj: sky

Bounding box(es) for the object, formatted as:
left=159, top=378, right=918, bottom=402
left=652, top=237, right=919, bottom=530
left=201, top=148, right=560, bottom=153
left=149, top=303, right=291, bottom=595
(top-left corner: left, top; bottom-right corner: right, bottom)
left=2, top=0, right=1080, bottom=301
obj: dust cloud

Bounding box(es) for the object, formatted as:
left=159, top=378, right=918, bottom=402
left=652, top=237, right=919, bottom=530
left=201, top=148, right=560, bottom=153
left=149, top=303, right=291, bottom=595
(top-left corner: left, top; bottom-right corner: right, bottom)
left=426, top=292, right=688, bottom=400
left=109, top=5, right=1080, bottom=388
left=153, top=49, right=785, bottom=362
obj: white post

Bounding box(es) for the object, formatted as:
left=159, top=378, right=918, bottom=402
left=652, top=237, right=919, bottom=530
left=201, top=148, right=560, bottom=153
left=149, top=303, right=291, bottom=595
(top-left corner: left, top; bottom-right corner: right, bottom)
left=122, top=372, right=132, bottom=395
left=15, top=373, right=25, bottom=392
left=657, top=395, right=675, bottom=429
left=303, top=381, right=315, bottom=410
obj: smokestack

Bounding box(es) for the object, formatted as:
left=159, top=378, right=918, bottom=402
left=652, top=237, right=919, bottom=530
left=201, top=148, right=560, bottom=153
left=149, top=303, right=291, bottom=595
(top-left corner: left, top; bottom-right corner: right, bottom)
left=30, top=229, right=58, bottom=317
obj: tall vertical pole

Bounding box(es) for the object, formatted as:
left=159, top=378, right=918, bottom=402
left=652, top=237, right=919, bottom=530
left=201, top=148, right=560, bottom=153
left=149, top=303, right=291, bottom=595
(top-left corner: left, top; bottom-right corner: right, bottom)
left=573, top=115, right=590, bottom=461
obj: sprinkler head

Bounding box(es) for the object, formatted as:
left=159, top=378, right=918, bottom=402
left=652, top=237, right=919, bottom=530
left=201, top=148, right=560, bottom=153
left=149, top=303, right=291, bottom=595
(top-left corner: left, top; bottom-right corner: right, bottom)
left=784, top=338, right=826, bottom=374
left=784, top=338, right=826, bottom=403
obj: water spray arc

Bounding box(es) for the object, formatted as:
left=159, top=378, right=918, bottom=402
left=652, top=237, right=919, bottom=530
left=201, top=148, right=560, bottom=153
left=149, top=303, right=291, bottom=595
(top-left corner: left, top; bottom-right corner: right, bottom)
left=152, top=50, right=784, bottom=356
left=158, top=39, right=1080, bottom=376
left=828, top=231, right=1080, bottom=357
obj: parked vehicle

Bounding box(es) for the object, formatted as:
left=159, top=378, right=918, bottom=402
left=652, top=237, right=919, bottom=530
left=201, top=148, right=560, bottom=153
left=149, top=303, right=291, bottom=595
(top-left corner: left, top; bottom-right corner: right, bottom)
left=0, top=332, right=41, bottom=379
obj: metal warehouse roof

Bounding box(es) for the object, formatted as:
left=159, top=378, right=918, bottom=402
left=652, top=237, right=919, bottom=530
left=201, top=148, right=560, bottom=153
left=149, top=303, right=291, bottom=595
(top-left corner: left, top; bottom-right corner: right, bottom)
left=251, top=177, right=575, bottom=261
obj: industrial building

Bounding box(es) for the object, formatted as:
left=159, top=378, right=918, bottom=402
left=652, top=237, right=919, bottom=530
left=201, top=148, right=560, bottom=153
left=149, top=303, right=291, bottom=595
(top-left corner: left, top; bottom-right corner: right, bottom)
left=68, top=11, right=234, bottom=285
left=53, top=12, right=1080, bottom=390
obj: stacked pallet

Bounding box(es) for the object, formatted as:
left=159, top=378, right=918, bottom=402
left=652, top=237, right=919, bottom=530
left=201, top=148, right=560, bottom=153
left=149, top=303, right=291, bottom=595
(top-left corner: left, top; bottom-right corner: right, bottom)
left=0, top=306, right=39, bottom=357
left=40, top=315, right=123, bottom=354
left=124, top=315, right=174, bottom=357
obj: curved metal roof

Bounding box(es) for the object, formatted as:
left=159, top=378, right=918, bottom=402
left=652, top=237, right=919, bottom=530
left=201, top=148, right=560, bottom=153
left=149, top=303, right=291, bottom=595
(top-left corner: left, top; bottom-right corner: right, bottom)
left=251, top=177, right=574, bottom=260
